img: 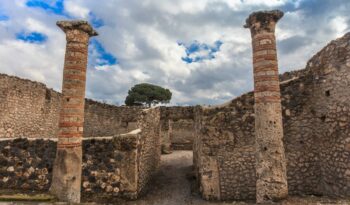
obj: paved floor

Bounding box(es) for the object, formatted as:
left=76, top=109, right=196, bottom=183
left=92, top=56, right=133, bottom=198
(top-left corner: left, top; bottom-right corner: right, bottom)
left=0, top=151, right=349, bottom=205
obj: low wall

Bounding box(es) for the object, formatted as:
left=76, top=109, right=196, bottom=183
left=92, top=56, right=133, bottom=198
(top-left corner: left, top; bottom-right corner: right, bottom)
left=0, top=108, right=161, bottom=201
left=0, top=137, right=137, bottom=199
left=194, top=33, right=350, bottom=200
left=0, top=74, right=141, bottom=139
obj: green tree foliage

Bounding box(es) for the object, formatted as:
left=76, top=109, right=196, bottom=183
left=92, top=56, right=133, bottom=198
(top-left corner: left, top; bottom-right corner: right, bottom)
left=125, top=83, right=172, bottom=107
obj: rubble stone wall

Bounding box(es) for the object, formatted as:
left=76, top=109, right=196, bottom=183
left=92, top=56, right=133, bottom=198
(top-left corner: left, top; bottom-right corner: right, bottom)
left=0, top=137, right=137, bottom=199
left=137, top=108, right=161, bottom=195
left=194, top=33, right=350, bottom=200
left=0, top=74, right=141, bottom=139
left=159, top=106, right=195, bottom=150
left=170, top=119, right=194, bottom=150
left=0, top=108, right=161, bottom=201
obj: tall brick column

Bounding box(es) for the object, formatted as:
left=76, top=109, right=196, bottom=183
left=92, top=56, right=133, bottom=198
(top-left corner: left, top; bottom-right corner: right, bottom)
left=50, top=21, right=97, bottom=203
left=244, top=10, right=288, bottom=203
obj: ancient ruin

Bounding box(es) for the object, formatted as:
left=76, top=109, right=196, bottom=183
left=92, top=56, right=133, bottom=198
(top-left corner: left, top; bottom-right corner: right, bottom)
left=0, top=10, right=349, bottom=205
left=50, top=20, right=98, bottom=203
left=244, top=10, right=288, bottom=203
left=194, top=13, right=350, bottom=202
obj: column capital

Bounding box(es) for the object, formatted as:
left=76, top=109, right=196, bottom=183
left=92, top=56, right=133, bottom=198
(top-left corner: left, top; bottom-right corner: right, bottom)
left=244, top=10, right=283, bottom=35
left=57, top=20, right=98, bottom=37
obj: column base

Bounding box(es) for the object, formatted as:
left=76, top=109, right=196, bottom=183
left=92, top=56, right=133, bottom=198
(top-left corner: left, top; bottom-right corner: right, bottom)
left=50, top=147, right=82, bottom=203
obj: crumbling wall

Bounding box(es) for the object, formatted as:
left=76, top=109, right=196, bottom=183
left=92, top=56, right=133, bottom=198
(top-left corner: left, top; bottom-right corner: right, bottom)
left=0, top=74, right=141, bottom=139
left=137, top=108, right=161, bottom=195
left=0, top=75, right=61, bottom=139
left=194, top=33, right=350, bottom=200
left=170, top=119, right=194, bottom=150
left=0, top=137, right=138, bottom=199
left=81, top=134, right=140, bottom=200
left=0, top=75, right=193, bottom=148
left=84, top=101, right=140, bottom=137
left=193, top=94, right=256, bottom=200
left=0, top=107, right=162, bottom=201
left=160, top=106, right=195, bottom=150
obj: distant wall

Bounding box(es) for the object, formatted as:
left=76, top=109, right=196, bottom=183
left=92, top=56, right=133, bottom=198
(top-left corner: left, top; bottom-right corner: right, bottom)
left=170, top=119, right=194, bottom=150
left=0, top=108, right=161, bottom=201
left=0, top=74, right=141, bottom=139
left=84, top=100, right=141, bottom=137
left=194, top=33, right=350, bottom=200
left=159, top=106, right=195, bottom=150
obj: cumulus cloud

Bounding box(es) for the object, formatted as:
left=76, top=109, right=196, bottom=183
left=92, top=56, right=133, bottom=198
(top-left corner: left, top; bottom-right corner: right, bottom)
left=0, top=0, right=349, bottom=105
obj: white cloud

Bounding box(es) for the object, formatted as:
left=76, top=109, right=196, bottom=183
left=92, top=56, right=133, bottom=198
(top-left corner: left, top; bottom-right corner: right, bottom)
left=64, top=0, right=89, bottom=19
left=0, top=0, right=349, bottom=105
left=330, top=16, right=347, bottom=35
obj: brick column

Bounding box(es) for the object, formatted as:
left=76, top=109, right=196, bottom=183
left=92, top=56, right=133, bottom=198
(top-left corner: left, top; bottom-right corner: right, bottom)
left=50, top=20, right=97, bottom=203
left=244, top=10, right=288, bottom=203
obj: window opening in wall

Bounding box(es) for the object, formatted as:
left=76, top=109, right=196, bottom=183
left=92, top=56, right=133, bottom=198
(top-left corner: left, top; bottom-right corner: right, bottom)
left=45, top=89, right=51, bottom=101
left=325, top=90, right=331, bottom=97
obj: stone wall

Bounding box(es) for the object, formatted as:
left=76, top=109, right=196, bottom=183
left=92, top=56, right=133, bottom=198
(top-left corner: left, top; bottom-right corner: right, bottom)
left=194, top=33, right=350, bottom=200
left=159, top=106, right=195, bottom=150
left=137, top=108, right=161, bottom=195
left=0, top=137, right=137, bottom=199
left=0, top=74, right=141, bottom=139
left=170, top=119, right=194, bottom=150
left=84, top=100, right=140, bottom=137
left=0, top=75, right=61, bottom=139
left=0, top=74, right=194, bottom=150
left=0, top=108, right=161, bottom=201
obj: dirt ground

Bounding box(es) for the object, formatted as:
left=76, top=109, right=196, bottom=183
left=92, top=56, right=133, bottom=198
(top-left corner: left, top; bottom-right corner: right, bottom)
left=0, top=151, right=349, bottom=205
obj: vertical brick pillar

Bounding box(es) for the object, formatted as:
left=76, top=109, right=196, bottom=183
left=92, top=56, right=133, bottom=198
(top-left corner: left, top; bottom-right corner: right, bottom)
left=50, top=20, right=97, bottom=203
left=244, top=10, right=288, bottom=203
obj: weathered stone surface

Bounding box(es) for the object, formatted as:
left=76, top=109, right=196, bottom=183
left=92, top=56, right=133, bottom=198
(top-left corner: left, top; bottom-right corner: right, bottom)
left=136, top=108, right=161, bottom=196
left=0, top=107, right=161, bottom=202
left=170, top=119, right=194, bottom=150
left=159, top=106, right=195, bottom=151
left=194, top=32, right=350, bottom=201
left=0, top=75, right=142, bottom=139
left=51, top=20, right=98, bottom=203
left=245, top=10, right=288, bottom=203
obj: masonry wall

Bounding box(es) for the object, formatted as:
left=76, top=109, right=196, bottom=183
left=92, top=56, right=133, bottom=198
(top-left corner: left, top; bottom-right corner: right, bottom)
left=0, top=137, right=137, bottom=200
left=137, top=108, right=161, bottom=195
left=0, top=74, right=141, bottom=139
left=0, top=108, right=161, bottom=201
left=170, top=119, right=194, bottom=150
left=0, top=75, right=194, bottom=149
left=0, top=76, right=60, bottom=139
left=159, top=106, right=195, bottom=150
left=84, top=101, right=140, bottom=137
left=194, top=33, right=350, bottom=200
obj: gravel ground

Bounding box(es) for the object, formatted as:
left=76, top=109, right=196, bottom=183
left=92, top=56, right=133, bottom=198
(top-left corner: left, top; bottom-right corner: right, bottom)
left=0, top=151, right=349, bottom=205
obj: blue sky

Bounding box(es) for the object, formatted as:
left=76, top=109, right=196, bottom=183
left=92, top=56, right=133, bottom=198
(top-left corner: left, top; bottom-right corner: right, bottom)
left=26, top=0, right=65, bottom=15
left=23, top=0, right=114, bottom=68
left=180, top=40, right=223, bottom=63
left=0, top=14, right=9, bottom=21
left=0, top=0, right=349, bottom=105
left=16, top=31, right=47, bottom=43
